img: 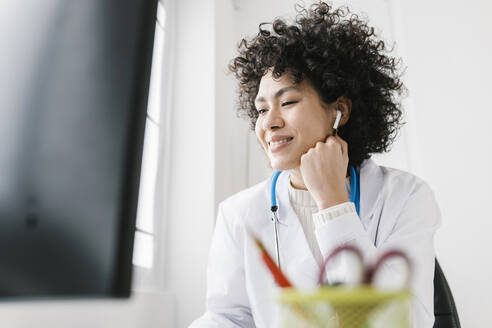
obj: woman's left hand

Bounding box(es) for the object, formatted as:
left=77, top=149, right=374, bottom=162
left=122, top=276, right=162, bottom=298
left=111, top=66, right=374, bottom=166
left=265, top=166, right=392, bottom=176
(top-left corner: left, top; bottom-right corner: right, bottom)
left=299, top=135, right=349, bottom=210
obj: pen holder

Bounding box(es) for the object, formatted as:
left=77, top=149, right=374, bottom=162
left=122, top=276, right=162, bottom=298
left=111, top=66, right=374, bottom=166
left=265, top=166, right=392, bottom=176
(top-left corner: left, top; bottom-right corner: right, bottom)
left=276, top=286, right=410, bottom=328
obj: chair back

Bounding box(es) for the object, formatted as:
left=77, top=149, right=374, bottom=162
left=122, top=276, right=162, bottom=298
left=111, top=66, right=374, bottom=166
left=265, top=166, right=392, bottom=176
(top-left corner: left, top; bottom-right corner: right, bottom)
left=434, top=259, right=461, bottom=328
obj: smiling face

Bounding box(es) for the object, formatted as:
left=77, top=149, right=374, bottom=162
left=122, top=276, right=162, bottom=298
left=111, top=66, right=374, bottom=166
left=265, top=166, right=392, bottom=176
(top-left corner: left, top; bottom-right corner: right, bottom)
left=254, top=70, right=337, bottom=170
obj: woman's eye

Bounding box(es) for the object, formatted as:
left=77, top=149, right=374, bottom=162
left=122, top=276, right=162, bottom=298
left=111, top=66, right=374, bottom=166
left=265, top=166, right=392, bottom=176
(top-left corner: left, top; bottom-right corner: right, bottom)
left=257, top=109, right=268, bottom=115
left=281, top=101, right=297, bottom=107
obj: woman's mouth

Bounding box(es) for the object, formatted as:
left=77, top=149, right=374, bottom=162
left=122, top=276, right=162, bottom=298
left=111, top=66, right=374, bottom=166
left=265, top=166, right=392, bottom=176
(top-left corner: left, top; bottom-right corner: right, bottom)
left=268, top=137, right=294, bottom=153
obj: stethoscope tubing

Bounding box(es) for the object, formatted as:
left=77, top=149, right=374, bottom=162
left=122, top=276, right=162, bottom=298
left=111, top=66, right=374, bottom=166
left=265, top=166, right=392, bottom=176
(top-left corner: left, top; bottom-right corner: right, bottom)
left=348, top=165, right=360, bottom=214
left=270, top=170, right=282, bottom=211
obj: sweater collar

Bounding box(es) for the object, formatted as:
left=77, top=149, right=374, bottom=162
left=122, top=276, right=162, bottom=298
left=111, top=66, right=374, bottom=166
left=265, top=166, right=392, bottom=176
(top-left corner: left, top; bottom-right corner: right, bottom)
left=287, top=177, right=351, bottom=209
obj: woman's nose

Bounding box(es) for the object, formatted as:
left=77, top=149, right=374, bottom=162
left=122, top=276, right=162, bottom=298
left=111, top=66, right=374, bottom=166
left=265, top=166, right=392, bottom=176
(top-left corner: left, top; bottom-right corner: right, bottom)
left=263, top=108, right=284, bottom=130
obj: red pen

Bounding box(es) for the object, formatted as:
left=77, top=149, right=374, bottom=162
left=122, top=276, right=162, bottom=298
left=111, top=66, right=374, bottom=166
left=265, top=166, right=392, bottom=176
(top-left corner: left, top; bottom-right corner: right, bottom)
left=249, top=231, right=292, bottom=288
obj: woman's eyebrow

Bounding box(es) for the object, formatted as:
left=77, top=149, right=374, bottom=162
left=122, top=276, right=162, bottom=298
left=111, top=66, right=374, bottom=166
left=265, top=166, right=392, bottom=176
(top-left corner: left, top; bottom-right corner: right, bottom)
left=255, top=86, right=299, bottom=105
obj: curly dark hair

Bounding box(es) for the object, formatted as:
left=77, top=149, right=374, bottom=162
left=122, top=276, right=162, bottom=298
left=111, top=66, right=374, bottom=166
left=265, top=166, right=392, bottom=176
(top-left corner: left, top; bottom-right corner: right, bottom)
left=228, top=1, right=406, bottom=168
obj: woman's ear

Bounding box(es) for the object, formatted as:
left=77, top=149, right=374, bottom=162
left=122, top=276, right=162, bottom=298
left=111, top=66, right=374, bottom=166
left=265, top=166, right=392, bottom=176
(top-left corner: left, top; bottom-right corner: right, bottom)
left=336, top=96, right=352, bottom=126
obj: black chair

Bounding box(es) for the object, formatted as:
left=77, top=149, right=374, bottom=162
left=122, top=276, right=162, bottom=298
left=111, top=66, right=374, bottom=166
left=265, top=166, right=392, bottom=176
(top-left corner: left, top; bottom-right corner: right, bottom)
left=434, top=259, right=461, bottom=328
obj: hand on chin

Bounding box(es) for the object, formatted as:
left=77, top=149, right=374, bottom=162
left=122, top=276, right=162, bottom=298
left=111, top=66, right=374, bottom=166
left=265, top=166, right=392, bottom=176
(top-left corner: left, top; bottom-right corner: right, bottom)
left=298, top=135, right=349, bottom=209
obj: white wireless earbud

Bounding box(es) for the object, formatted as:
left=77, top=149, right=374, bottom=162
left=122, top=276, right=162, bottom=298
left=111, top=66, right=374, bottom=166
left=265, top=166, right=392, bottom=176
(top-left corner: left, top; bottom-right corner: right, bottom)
left=333, top=110, right=342, bottom=135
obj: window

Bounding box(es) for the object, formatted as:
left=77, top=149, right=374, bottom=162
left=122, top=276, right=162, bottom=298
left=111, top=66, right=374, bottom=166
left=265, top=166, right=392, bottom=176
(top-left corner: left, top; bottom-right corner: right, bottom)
left=132, top=0, right=171, bottom=290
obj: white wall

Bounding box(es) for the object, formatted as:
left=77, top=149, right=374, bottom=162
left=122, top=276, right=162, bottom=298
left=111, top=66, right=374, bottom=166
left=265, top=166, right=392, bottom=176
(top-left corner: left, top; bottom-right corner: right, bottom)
left=214, top=0, right=249, bottom=210
left=397, top=1, right=492, bottom=326
left=163, top=0, right=216, bottom=327
left=163, top=1, right=252, bottom=326
left=169, top=0, right=492, bottom=327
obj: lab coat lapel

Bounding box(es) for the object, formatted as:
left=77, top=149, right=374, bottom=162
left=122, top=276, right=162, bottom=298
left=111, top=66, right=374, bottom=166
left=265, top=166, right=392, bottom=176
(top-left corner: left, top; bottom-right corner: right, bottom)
left=274, top=171, right=320, bottom=289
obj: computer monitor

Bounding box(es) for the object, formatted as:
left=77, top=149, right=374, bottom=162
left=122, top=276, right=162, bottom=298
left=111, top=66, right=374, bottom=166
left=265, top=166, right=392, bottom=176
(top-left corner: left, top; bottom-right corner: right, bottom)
left=0, top=0, right=158, bottom=298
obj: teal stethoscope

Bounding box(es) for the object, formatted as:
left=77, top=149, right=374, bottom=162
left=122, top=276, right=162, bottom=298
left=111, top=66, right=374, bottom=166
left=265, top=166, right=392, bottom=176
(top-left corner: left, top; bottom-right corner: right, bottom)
left=268, top=110, right=360, bottom=269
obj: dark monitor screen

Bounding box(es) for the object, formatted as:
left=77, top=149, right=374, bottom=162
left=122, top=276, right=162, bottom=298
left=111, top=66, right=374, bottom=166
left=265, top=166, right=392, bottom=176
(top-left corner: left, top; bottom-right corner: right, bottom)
left=0, top=0, right=158, bottom=298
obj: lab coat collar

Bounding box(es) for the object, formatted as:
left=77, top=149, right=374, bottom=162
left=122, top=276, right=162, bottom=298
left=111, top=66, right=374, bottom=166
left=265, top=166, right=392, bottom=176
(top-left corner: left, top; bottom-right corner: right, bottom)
left=359, top=158, right=384, bottom=221
left=275, top=158, right=383, bottom=225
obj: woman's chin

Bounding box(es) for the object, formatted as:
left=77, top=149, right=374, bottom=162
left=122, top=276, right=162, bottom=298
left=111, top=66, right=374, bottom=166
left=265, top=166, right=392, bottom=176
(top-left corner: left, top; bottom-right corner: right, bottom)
left=269, top=158, right=298, bottom=171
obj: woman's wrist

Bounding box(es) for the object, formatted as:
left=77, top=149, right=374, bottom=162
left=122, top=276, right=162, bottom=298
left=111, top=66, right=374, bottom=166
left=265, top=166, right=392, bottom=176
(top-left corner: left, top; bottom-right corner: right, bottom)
left=315, top=192, right=349, bottom=211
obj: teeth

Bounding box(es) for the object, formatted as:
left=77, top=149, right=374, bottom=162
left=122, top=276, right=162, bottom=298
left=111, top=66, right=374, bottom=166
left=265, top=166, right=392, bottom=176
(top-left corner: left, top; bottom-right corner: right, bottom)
left=270, top=138, right=291, bottom=146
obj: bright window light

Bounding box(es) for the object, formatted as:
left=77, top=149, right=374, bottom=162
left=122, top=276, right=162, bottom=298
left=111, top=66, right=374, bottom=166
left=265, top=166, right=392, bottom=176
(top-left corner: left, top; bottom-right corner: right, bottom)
left=135, top=118, right=159, bottom=234
left=132, top=230, right=154, bottom=269
left=132, top=1, right=167, bottom=270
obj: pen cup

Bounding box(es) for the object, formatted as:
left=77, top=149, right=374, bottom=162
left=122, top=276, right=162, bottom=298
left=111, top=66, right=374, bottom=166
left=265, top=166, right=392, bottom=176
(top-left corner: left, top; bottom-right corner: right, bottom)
left=276, top=286, right=411, bottom=328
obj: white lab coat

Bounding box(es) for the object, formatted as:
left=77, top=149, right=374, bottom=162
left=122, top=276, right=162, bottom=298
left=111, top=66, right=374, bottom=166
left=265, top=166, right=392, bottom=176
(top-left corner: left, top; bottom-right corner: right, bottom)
left=190, top=158, right=441, bottom=328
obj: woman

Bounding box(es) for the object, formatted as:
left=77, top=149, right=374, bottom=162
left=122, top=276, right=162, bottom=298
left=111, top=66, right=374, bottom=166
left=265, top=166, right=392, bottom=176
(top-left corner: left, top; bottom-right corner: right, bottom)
left=191, top=2, right=440, bottom=327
